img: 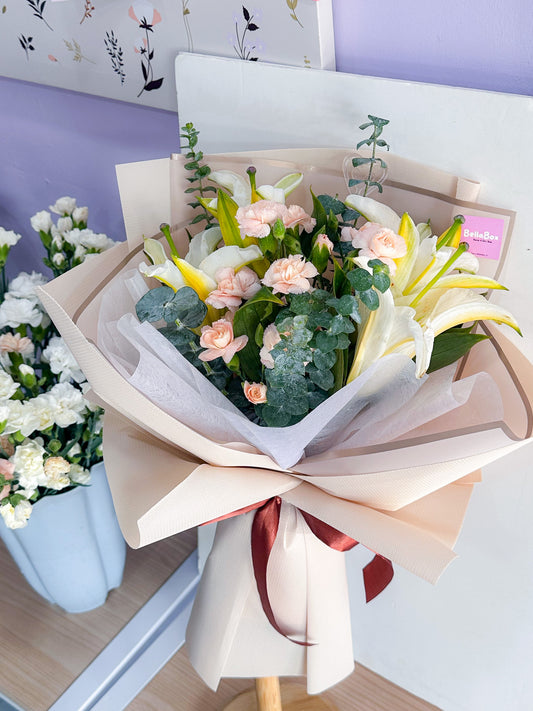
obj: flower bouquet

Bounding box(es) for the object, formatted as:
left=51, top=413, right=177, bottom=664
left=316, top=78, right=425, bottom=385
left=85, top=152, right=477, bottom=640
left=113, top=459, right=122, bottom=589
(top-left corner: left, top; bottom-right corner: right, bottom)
left=0, top=199, right=126, bottom=613
left=38, top=126, right=533, bottom=693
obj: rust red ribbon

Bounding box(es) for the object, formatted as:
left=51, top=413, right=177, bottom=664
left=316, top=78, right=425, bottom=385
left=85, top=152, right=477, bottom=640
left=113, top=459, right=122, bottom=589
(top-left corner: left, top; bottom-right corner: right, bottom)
left=203, top=495, right=394, bottom=644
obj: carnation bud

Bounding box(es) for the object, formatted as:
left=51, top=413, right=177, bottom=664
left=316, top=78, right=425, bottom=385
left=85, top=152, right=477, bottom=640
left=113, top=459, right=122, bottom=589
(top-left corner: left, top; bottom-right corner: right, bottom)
left=18, top=364, right=37, bottom=387
left=72, top=206, right=89, bottom=226
left=272, top=218, right=286, bottom=241
left=310, top=233, right=334, bottom=274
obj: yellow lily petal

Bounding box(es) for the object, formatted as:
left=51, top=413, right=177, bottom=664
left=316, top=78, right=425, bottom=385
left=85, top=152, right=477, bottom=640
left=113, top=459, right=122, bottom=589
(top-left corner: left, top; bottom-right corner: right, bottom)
left=393, top=213, right=419, bottom=293
left=426, top=289, right=521, bottom=336
left=344, top=194, right=401, bottom=232
left=143, top=238, right=167, bottom=265
left=435, top=274, right=507, bottom=290
left=172, top=257, right=216, bottom=301
left=139, top=260, right=185, bottom=291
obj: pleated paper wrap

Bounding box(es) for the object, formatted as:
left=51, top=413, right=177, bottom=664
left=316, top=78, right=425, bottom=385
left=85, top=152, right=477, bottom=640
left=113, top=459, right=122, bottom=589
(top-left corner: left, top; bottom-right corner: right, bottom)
left=38, top=149, right=532, bottom=693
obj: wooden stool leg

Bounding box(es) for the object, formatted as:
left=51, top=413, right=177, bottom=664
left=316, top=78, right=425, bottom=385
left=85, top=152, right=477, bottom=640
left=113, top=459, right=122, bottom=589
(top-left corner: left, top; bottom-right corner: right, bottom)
left=256, top=677, right=282, bottom=711
left=223, top=677, right=339, bottom=711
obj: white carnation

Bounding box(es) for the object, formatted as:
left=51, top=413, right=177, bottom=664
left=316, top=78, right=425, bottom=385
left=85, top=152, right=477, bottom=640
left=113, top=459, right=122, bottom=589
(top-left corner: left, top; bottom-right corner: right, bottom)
left=68, top=442, right=82, bottom=457
left=0, top=227, right=22, bottom=249
left=12, top=439, right=47, bottom=491
left=52, top=253, right=65, bottom=267
left=0, top=295, right=43, bottom=329
left=0, top=500, right=32, bottom=529
left=25, top=395, right=56, bottom=433
left=42, top=336, right=85, bottom=383
left=49, top=382, right=86, bottom=427
left=0, top=370, right=19, bottom=400
left=51, top=226, right=63, bottom=249
left=74, top=244, right=87, bottom=261
left=57, top=216, right=73, bottom=234
left=69, top=463, right=91, bottom=485
left=43, top=456, right=71, bottom=490
left=30, top=210, right=53, bottom=233
left=50, top=197, right=77, bottom=216
left=72, top=206, right=89, bottom=224
left=79, top=230, right=114, bottom=252
left=8, top=271, right=48, bottom=301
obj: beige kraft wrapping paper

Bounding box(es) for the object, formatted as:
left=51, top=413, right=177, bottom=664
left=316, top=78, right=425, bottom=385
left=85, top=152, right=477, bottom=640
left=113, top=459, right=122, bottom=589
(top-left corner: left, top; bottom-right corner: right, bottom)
left=38, top=149, right=532, bottom=693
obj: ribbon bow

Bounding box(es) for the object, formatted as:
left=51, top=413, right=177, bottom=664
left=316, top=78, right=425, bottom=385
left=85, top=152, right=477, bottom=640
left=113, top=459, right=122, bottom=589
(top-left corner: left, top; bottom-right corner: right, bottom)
left=206, top=495, right=394, bottom=645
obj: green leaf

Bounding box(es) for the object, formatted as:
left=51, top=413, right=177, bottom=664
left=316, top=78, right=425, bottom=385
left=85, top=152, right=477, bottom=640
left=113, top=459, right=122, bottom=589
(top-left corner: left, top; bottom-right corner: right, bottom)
left=217, top=189, right=243, bottom=247
left=332, top=260, right=351, bottom=298
left=334, top=294, right=361, bottom=322
left=261, top=405, right=292, bottom=427
left=159, top=325, right=198, bottom=352
left=347, top=268, right=373, bottom=292
left=313, top=349, right=337, bottom=370
left=135, top=285, right=174, bottom=322
left=359, top=288, right=379, bottom=310
left=315, top=332, right=338, bottom=353
left=310, top=188, right=327, bottom=231
left=317, top=194, right=346, bottom=215
left=165, top=287, right=207, bottom=327
left=427, top=330, right=489, bottom=373
left=307, top=366, right=335, bottom=391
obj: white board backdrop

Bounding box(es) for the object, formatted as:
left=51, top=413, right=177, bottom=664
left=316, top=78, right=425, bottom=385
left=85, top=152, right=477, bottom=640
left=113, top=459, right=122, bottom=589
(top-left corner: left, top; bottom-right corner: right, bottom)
left=0, top=0, right=334, bottom=110
left=176, top=54, right=533, bottom=711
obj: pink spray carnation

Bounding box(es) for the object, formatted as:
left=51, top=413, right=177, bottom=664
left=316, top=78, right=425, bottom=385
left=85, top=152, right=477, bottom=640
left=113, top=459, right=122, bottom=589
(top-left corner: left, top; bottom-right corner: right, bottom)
left=262, top=255, right=318, bottom=295
left=199, top=319, right=248, bottom=364
left=341, top=222, right=407, bottom=275
left=259, top=323, right=282, bottom=369
left=0, top=459, right=14, bottom=499
left=282, top=204, right=316, bottom=232
left=236, top=200, right=287, bottom=239
left=205, top=267, right=261, bottom=311
left=243, top=381, right=267, bottom=404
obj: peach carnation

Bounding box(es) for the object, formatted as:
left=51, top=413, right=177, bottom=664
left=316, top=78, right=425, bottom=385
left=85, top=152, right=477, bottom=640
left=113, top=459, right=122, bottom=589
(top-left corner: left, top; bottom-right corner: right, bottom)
left=236, top=200, right=287, bottom=239
left=243, top=381, right=267, bottom=404
left=283, top=204, right=316, bottom=232
left=205, top=266, right=261, bottom=311
left=198, top=318, right=248, bottom=364
left=259, top=324, right=282, bottom=369
left=0, top=459, right=14, bottom=500
left=262, top=254, right=318, bottom=295
left=341, top=222, right=406, bottom=275
left=0, top=332, right=34, bottom=357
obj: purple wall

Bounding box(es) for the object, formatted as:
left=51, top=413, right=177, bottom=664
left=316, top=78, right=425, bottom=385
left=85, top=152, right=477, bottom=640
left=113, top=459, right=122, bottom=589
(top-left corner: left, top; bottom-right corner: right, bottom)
left=1, top=0, right=531, bottom=276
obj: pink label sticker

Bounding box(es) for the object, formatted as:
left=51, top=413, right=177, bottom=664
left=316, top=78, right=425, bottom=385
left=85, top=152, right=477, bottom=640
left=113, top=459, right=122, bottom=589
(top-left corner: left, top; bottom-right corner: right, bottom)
left=461, top=215, right=504, bottom=260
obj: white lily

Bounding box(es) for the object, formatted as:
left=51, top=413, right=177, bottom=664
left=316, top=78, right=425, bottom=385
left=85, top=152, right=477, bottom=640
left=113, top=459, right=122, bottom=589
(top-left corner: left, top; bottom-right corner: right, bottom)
left=345, top=195, right=519, bottom=380
left=207, top=169, right=304, bottom=210
left=141, top=226, right=262, bottom=313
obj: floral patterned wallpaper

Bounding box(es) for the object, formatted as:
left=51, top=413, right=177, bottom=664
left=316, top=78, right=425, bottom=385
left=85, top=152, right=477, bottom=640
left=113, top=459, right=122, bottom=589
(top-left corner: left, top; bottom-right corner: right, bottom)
left=0, top=0, right=334, bottom=110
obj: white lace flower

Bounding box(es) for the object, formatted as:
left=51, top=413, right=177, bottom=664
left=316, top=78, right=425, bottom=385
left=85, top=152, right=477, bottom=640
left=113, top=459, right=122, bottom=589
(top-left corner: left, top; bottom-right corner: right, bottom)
left=0, top=500, right=32, bottom=529
left=0, top=370, right=19, bottom=400
left=42, top=336, right=85, bottom=383
left=8, top=272, right=48, bottom=302
left=49, top=382, right=86, bottom=427
left=0, top=227, right=22, bottom=248
left=0, top=295, right=43, bottom=329
left=69, top=463, right=91, bottom=485
left=30, top=210, right=53, bottom=233
left=49, top=197, right=77, bottom=216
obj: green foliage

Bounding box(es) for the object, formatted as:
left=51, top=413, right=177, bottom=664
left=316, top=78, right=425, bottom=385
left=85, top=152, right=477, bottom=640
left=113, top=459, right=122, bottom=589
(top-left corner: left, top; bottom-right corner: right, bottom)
left=427, top=326, right=489, bottom=373
left=350, top=115, right=390, bottom=196
left=179, top=123, right=216, bottom=230
left=135, top=285, right=207, bottom=328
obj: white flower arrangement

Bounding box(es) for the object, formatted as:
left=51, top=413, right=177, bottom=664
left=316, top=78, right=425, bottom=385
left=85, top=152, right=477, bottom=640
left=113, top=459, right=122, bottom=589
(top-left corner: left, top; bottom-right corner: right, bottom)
left=0, top=198, right=117, bottom=528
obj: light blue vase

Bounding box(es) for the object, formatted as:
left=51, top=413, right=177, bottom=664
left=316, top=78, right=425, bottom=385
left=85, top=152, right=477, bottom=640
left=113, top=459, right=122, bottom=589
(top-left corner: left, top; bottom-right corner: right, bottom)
left=0, top=461, right=126, bottom=613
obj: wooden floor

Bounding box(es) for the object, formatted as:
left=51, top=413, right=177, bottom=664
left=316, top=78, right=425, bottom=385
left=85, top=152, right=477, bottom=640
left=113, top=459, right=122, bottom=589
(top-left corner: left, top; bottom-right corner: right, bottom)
left=0, top=531, right=441, bottom=711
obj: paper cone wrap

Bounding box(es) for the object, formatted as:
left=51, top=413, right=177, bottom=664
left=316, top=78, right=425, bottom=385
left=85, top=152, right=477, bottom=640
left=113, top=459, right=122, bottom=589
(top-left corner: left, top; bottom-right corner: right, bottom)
left=38, top=149, right=532, bottom=693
